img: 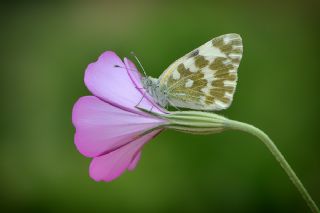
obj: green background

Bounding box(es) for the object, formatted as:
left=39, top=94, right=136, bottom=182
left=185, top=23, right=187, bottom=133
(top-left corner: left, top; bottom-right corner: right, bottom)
left=1, top=0, right=319, bottom=212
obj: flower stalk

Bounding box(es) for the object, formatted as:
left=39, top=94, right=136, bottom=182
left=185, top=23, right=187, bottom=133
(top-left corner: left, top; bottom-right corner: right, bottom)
left=162, top=111, right=226, bottom=134
left=155, top=110, right=319, bottom=213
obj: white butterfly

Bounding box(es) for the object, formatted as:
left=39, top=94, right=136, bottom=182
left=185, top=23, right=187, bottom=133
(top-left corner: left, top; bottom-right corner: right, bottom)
left=142, top=33, right=243, bottom=111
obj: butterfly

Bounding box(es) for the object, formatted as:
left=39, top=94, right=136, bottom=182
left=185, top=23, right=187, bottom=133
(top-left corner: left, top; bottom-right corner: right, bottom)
left=141, top=33, right=243, bottom=111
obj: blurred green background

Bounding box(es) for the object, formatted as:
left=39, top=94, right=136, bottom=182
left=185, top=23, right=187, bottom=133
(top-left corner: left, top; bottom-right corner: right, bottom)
left=1, top=0, right=319, bottom=212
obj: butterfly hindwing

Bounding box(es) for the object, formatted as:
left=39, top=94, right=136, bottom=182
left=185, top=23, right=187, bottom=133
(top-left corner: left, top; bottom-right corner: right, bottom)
left=159, top=33, right=243, bottom=111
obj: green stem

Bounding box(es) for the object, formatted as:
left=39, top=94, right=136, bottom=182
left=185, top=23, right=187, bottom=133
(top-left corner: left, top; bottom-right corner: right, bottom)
left=225, top=119, right=319, bottom=213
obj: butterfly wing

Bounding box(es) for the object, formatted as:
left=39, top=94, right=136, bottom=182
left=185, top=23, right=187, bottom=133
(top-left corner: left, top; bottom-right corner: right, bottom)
left=159, top=33, right=243, bottom=111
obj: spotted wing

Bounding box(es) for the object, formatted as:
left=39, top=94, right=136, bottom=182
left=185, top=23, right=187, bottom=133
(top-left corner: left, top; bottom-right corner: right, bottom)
left=159, top=34, right=243, bottom=111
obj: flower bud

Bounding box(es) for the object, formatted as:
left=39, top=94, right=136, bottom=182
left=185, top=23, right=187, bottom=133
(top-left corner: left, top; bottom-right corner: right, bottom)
left=160, top=111, right=228, bottom=134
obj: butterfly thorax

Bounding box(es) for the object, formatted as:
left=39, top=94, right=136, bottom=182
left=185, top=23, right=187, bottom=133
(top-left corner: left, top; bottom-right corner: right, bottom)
left=141, top=76, right=168, bottom=108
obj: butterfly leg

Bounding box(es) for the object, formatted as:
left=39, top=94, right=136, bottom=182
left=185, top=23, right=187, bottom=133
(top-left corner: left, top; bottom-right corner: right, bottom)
left=135, top=93, right=145, bottom=108
left=135, top=96, right=154, bottom=113
left=168, top=100, right=181, bottom=111
left=149, top=105, right=154, bottom=113
left=171, top=105, right=181, bottom=111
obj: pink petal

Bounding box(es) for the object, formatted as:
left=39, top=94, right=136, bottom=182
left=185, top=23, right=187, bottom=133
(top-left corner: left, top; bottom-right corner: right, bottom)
left=84, top=51, right=162, bottom=114
left=72, top=96, right=165, bottom=157
left=124, top=58, right=168, bottom=114
left=89, top=129, right=162, bottom=182
left=127, top=151, right=141, bottom=171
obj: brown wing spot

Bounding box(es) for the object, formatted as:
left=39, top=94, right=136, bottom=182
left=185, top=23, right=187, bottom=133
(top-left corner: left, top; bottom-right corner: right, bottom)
left=194, top=55, right=209, bottom=68
left=212, top=79, right=224, bottom=87
left=205, top=91, right=230, bottom=105
left=209, top=57, right=235, bottom=80
left=167, top=64, right=189, bottom=86
left=205, top=84, right=235, bottom=105
left=214, top=86, right=234, bottom=93
left=206, top=87, right=234, bottom=105
left=210, top=90, right=225, bottom=97
left=231, top=39, right=242, bottom=46
left=212, top=37, right=232, bottom=53
left=223, top=73, right=237, bottom=81
left=177, top=63, right=188, bottom=73
left=177, top=63, right=192, bottom=78
left=212, top=37, right=224, bottom=48
left=231, top=58, right=240, bottom=64
left=191, top=72, right=206, bottom=91
left=212, top=37, right=242, bottom=58
left=209, top=57, right=233, bottom=70
left=220, top=44, right=233, bottom=53
left=219, top=96, right=231, bottom=104
left=205, top=96, right=215, bottom=105
left=209, top=90, right=230, bottom=104
left=232, top=48, right=242, bottom=54
left=215, top=66, right=234, bottom=76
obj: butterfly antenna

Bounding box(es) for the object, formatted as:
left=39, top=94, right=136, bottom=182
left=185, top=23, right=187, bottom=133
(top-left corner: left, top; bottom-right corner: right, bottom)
left=131, top=51, right=147, bottom=76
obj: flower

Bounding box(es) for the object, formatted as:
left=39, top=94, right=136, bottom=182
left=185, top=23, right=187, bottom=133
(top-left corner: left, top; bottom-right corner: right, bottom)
left=72, top=51, right=226, bottom=182
left=72, top=52, right=320, bottom=213
left=72, top=51, right=168, bottom=182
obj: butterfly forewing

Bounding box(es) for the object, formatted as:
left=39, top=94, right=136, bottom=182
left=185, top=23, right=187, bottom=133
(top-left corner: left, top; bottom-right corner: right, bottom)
left=159, top=33, right=243, bottom=111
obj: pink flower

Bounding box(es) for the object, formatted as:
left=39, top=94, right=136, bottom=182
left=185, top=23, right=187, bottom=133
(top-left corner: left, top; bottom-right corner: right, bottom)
left=72, top=51, right=168, bottom=182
